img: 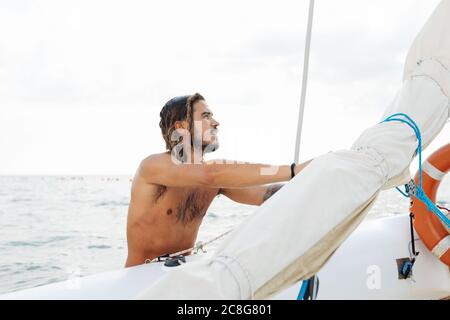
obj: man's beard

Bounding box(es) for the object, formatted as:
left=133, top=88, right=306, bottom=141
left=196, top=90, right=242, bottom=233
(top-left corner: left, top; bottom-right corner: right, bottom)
left=202, top=141, right=219, bottom=154
left=172, top=140, right=219, bottom=164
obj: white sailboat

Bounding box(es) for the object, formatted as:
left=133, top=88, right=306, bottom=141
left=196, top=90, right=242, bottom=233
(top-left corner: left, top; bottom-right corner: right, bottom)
left=1, top=0, right=450, bottom=300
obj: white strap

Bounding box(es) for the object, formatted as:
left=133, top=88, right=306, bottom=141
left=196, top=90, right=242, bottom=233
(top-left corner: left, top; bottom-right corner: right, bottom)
left=423, top=161, right=446, bottom=181
left=431, top=235, right=450, bottom=259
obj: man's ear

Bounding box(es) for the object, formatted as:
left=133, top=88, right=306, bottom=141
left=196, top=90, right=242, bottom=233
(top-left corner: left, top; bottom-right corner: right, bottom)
left=174, top=121, right=188, bottom=130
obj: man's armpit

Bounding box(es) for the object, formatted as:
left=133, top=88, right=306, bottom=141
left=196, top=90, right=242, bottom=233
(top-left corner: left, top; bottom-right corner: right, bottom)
left=262, top=183, right=284, bottom=202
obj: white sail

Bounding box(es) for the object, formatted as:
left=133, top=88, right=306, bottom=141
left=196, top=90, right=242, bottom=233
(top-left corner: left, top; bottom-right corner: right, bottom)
left=137, top=0, right=450, bottom=300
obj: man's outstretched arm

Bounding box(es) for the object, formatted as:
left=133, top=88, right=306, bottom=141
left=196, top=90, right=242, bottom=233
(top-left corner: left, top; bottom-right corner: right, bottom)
left=139, top=153, right=312, bottom=189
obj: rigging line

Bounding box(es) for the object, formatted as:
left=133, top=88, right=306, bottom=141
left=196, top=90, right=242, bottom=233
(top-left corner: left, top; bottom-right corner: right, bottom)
left=168, top=229, right=234, bottom=258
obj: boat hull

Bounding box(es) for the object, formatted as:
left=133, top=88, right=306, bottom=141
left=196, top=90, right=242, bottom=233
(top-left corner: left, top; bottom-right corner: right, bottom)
left=1, top=214, right=448, bottom=300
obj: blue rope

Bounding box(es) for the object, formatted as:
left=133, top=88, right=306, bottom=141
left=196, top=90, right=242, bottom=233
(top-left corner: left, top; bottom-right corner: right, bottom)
left=395, top=186, right=410, bottom=198
left=297, top=279, right=309, bottom=300
left=416, top=188, right=450, bottom=227
left=381, top=113, right=450, bottom=228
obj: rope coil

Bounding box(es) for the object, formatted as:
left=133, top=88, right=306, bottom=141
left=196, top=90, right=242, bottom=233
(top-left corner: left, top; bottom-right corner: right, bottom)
left=382, top=113, right=450, bottom=228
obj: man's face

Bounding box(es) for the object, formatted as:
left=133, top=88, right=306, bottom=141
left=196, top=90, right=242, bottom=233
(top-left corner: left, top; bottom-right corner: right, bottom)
left=192, top=100, right=220, bottom=153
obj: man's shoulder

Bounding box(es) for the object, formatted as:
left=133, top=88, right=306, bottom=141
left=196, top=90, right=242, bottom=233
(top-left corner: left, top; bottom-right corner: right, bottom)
left=137, top=152, right=172, bottom=177
left=141, top=152, right=171, bottom=166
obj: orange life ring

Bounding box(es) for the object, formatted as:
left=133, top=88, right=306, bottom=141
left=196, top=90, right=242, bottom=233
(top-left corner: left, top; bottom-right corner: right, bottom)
left=410, top=143, right=450, bottom=266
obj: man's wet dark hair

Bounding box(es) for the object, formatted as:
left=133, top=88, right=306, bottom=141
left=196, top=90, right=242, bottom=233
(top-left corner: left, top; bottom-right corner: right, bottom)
left=159, top=93, right=205, bottom=151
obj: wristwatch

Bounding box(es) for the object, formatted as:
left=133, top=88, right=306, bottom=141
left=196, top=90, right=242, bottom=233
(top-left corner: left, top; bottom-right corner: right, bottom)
left=290, top=163, right=296, bottom=179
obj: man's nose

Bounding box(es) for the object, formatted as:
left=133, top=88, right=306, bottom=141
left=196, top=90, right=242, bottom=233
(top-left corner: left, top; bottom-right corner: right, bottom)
left=212, top=118, right=220, bottom=128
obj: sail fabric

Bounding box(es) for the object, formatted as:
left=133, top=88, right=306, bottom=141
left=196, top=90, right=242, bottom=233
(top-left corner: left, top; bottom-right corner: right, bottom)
left=137, top=0, right=450, bottom=300
left=404, top=0, right=450, bottom=98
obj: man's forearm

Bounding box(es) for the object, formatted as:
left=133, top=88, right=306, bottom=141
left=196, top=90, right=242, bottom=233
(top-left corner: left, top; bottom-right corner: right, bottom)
left=204, top=160, right=291, bottom=188
left=204, top=159, right=312, bottom=188
left=215, top=159, right=313, bottom=205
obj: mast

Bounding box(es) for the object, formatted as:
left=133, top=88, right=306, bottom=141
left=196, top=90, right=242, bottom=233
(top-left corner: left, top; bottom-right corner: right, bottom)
left=294, top=0, right=315, bottom=163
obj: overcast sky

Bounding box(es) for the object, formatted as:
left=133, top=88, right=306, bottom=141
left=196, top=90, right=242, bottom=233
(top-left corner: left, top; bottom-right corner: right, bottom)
left=0, top=0, right=447, bottom=175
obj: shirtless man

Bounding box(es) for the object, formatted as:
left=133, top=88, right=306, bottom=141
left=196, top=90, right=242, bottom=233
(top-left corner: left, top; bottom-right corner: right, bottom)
left=125, top=93, right=311, bottom=267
